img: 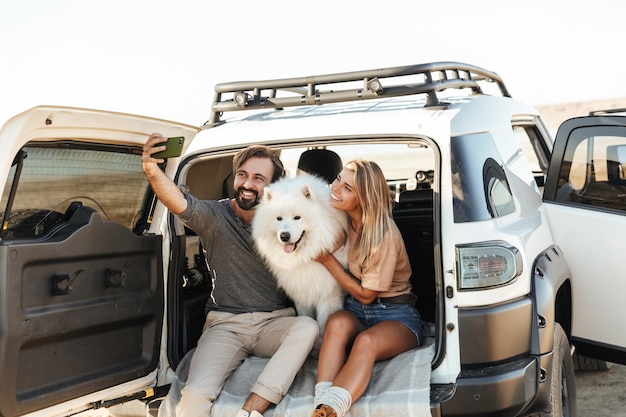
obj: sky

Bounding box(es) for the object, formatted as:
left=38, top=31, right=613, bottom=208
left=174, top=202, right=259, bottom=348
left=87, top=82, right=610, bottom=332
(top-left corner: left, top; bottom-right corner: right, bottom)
left=1, top=0, right=625, bottom=128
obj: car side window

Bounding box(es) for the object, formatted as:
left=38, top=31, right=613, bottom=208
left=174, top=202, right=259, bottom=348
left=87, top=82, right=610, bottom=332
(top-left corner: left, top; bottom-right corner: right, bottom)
left=484, top=158, right=515, bottom=217
left=513, top=125, right=549, bottom=173
left=554, top=126, right=626, bottom=212
left=0, top=144, right=149, bottom=239
left=451, top=133, right=516, bottom=222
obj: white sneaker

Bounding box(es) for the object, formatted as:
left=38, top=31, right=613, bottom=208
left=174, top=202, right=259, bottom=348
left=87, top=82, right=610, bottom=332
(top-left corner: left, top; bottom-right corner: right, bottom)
left=235, top=409, right=264, bottom=417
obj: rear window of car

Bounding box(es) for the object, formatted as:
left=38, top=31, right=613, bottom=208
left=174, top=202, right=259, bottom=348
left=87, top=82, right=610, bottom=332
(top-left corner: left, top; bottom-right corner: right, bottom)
left=1, top=144, right=148, bottom=239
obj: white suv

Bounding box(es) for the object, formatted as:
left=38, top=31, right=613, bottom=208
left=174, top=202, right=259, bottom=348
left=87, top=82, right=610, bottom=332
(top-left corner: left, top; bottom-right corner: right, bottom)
left=1, top=62, right=625, bottom=417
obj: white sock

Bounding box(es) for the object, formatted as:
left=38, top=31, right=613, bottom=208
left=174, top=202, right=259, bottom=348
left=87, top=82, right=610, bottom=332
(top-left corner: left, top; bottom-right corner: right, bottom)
left=314, top=381, right=332, bottom=406
left=319, top=386, right=352, bottom=417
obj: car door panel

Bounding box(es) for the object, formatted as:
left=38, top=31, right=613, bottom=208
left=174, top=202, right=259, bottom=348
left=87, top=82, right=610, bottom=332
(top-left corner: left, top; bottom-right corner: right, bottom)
left=544, top=204, right=626, bottom=350
left=0, top=106, right=202, bottom=416
left=544, top=116, right=626, bottom=364
left=0, top=207, right=163, bottom=417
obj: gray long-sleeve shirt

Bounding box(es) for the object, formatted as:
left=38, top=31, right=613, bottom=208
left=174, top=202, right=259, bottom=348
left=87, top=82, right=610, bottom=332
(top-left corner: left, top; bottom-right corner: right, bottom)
left=178, top=194, right=289, bottom=314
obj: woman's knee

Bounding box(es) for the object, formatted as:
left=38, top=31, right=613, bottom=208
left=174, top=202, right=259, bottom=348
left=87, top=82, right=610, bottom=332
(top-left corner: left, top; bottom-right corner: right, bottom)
left=324, top=311, right=358, bottom=336
left=349, top=331, right=381, bottom=361
left=352, top=331, right=376, bottom=350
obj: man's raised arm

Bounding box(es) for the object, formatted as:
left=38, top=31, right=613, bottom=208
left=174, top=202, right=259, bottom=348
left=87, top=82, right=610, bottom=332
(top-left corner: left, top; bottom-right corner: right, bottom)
left=142, top=133, right=188, bottom=215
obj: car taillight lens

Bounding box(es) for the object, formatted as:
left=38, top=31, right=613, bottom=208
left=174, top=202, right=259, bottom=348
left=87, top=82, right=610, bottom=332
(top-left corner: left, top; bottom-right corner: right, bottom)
left=456, top=242, right=522, bottom=289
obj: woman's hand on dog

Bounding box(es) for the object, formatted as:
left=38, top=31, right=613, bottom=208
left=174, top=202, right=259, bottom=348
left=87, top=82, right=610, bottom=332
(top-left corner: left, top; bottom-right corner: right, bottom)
left=317, top=231, right=346, bottom=263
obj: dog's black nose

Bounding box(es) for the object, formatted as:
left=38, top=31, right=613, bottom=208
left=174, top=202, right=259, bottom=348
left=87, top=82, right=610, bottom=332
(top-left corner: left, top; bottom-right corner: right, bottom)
left=280, top=232, right=290, bottom=242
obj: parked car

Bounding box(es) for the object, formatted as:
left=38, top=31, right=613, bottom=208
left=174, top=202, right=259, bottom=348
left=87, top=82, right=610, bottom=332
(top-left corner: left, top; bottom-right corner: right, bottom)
left=1, top=62, right=625, bottom=417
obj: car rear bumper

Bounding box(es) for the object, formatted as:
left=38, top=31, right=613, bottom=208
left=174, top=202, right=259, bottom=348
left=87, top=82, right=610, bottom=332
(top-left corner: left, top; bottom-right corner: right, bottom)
left=435, top=356, right=539, bottom=417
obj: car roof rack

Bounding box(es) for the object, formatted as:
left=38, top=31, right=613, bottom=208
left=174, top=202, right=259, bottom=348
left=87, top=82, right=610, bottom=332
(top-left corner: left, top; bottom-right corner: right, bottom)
left=206, top=61, right=510, bottom=126
left=589, top=108, right=626, bottom=116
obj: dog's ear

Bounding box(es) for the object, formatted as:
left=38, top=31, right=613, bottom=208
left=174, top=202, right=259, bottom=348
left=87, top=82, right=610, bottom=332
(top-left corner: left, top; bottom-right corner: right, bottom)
left=264, top=187, right=273, bottom=201
left=301, top=183, right=313, bottom=200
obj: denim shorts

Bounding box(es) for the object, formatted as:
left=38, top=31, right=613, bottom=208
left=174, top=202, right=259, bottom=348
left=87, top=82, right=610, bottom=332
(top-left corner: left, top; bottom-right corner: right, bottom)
left=345, top=296, right=424, bottom=346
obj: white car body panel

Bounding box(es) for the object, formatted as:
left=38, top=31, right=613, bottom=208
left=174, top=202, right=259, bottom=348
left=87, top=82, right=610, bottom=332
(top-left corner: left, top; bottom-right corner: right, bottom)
left=545, top=202, right=626, bottom=347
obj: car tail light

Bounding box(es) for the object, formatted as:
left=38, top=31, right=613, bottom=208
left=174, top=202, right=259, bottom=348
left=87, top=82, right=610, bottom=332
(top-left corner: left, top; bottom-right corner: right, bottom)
left=456, top=242, right=522, bottom=289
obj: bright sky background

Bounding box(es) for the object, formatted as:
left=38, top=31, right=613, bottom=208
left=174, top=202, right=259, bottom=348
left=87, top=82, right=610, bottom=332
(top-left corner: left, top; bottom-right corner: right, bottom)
left=1, top=0, right=624, bottom=128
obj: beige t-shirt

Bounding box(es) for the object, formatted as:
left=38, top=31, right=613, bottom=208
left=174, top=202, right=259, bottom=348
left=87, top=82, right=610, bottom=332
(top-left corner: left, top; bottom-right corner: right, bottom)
left=347, top=220, right=413, bottom=298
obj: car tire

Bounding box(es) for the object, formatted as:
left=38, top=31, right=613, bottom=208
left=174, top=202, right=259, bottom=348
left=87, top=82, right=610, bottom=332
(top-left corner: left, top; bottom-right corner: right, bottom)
left=572, top=352, right=613, bottom=372
left=540, top=323, right=577, bottom=417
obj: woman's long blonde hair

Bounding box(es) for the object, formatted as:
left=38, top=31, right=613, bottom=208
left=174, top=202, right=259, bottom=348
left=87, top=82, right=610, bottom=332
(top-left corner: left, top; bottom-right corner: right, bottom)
left=346, top=159, right=393, bottom=268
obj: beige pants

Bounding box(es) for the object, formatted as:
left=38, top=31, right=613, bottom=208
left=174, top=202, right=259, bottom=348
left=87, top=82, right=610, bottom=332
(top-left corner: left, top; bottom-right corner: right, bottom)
left=175, top=308, right=319, bottom=416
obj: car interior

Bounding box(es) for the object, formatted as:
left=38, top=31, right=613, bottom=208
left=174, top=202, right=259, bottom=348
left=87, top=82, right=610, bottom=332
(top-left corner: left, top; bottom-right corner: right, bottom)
left=171, top=140, right=438, bottom=366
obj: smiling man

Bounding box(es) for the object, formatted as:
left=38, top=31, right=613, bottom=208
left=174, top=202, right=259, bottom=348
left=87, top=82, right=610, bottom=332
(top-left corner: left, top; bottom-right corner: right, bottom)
left=142, top=134, right=319, bottom=417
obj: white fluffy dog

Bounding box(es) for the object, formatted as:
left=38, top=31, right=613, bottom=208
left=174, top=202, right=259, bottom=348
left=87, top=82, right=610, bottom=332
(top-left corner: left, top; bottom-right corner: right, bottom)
left=252, top=174, right=348, bottom=336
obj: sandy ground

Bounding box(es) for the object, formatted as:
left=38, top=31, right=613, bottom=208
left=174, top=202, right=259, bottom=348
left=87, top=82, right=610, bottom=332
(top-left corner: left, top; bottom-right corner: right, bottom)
left=575, top=363, right=626, bottom=417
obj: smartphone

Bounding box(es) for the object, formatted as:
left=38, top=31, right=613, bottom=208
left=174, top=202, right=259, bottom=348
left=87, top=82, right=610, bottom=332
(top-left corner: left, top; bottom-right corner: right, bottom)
left=153, top=136, right=185, bottom=159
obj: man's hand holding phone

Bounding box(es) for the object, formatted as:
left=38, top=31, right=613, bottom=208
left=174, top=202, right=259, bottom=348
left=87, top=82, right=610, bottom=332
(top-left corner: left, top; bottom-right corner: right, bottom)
left=143, top=134, right=185, bottom=163
left=141, top=133, right=189, bottom=214
left=152, top=135, right=185, bottom=159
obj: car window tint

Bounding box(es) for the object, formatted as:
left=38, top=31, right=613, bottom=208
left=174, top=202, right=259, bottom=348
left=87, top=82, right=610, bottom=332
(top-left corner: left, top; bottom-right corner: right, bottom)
left=554, top=126, right=626, bottom=212
left=0, top=145, right=148, bottom=239
left=451, top=133, right=517, bottom=222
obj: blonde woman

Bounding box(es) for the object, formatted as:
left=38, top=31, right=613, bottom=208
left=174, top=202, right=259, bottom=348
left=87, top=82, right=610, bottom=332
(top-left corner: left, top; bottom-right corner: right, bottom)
left=311, top=159, right=423, bottom=417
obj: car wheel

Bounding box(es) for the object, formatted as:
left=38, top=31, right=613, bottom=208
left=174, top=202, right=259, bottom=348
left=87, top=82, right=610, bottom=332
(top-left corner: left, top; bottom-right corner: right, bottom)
left=540, top=323, right=577, bottom=417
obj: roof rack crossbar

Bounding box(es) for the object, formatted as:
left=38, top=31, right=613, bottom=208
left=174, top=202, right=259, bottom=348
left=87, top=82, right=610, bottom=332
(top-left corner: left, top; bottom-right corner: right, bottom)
left=589, top=108, right=626, bottom=116
left=207, top=61, right=510, bottom=126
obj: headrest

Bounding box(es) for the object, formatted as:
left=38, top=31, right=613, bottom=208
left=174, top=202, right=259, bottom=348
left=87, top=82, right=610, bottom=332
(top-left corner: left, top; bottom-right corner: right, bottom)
left=398, top=189, right=433, bottom=206
left=297, top=149, right=343, bottom=183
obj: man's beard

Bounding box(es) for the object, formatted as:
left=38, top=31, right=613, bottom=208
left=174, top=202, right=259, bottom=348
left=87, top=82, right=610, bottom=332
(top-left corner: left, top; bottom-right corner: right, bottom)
left=235, top=187, right=260, bottom=210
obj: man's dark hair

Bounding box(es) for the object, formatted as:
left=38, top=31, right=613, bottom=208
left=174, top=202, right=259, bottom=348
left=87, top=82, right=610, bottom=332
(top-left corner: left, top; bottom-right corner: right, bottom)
left=232, top=145, right=284, bottom=183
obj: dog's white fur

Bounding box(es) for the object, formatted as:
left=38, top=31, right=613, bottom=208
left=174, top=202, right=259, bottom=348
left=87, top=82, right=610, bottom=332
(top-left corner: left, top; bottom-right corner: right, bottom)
left=252, top=174, right=348, bottom=336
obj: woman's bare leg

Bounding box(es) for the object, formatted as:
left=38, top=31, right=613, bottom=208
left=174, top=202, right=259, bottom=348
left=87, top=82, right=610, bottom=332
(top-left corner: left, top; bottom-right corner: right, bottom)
left=316, top=310, right=363, bottom=382
left=332, top=320, right=418, bottom=401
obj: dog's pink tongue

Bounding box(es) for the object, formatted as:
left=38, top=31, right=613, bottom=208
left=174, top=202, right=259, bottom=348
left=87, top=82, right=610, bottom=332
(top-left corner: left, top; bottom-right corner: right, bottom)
left=283, top=243, right=296, bottom=253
